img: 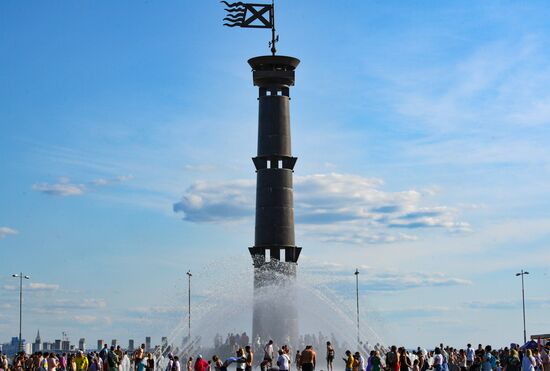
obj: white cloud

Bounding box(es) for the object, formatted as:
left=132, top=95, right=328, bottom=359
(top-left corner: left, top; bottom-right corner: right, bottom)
left=73, top=315, right=97, bottom=324
left=3, top=282, right=59, bottom=292
left=174, top=173, right=470, bottom=243
left=28, top=282, right=60, bottom=291
left=466, top=297, right=550, bottom=310
left=33, top=181, right=85, bottom=196
left=33, top=175, right=132, bottom=197
left=306, top=266, right=472, bottom=293
left=90, top=175, right=133, bottom=186
left=392, top=37, right=550, bottom=131
left=0, top=227, right=18, bottom=239
left=173, top=179, right=255, bottom=222
left=45, top=298, right=107, bottom=310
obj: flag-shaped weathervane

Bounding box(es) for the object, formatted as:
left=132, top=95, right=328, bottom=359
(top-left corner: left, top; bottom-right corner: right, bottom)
left=222, top=1, right=279, bottom=55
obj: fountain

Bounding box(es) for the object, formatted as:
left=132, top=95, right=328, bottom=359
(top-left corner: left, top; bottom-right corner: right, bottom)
left=160, top=5, right=386, bottom=366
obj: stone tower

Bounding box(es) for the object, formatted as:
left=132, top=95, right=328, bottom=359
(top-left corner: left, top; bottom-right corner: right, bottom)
left=248, top=55, right=301, bottom=346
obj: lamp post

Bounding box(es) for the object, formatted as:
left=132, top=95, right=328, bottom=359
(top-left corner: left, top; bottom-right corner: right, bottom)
left=354, top=268, right=360, bottom=346
left=186, top=270, right=192, bottom=339
left=515, top=269, right=529, bottom=344
left=12, top=273, right=30, bottom=351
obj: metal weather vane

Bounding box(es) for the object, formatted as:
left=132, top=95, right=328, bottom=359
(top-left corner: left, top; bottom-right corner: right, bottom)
left=222, top=0, right=279, bottom=55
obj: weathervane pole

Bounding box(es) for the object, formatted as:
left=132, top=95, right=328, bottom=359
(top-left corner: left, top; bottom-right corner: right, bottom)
left=270, top=0, right=276, bottom=55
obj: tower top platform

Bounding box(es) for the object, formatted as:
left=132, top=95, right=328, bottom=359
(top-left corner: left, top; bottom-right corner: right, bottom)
left=248, top=56, right=300, bottom=87
left=248, top=55, right=300, bottom=70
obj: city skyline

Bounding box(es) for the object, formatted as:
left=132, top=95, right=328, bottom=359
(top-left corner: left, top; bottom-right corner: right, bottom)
left=1, top=0, right=549, bottom=348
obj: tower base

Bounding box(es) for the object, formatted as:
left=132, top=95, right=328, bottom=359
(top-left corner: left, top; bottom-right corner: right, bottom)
left=251, top=260, right=298, bottom=348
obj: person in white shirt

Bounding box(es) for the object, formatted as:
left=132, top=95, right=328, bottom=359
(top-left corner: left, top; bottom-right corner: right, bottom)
left=236, top=349, right=246, bottom=371
left=355, top=352, right=365, bottom=371
left=522, top=350, right=536, bottom=371
left=166, top=355, right=174, bottom=371
left=466, top=345, right=474, bottom=368
left=277, top=350, right=291, bottom=371
left=173, top=357, right=181, bottom=371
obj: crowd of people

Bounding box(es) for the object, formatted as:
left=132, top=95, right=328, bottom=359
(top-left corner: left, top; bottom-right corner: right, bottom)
left=1, top=344, right=154, bottom=371
left=2, top=340, right=548, bottom=371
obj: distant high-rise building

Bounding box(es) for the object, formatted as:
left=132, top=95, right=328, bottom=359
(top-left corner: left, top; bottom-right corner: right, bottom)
left=78, top=338, right=85, bottom=350
left=128, top=339, right=134, bottom=351
left=54, top=339, right=62, bottom=351
left=145, top=337, right=151, bottom=352
left=97, top=340, right=105, bottom=350
left=1, top=337, right=28, bottom=356
left=111, top=339, right=118, bottom=348
left=32, top=330, right=41, bottom=353
left=61, top=340, right=70, bottom=351
left=161, top=337, right=167, bottom=349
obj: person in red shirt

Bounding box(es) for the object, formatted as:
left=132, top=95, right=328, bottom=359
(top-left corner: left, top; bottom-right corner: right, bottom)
left=194, top=355, right=209, bottom=371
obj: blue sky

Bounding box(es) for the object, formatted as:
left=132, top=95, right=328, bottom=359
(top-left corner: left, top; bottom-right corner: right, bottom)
left=1, top=0, right=549, bottom=349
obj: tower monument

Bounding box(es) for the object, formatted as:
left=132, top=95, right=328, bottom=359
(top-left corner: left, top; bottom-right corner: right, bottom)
left=223, top=0, right=302, bottom=346
left=248, top=55, right=301, bottom=345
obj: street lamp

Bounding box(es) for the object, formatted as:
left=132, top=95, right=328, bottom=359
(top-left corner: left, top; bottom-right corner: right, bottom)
left=515, top=270, right=529, bottom=344
left=354, top=268, right=360, bottom=346
left=186, top=270, right=192, bottom=339
left=12, top=273, right=30, bottom=351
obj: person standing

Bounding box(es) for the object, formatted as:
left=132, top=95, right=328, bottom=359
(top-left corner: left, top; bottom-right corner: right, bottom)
left=507, top=350, right=521, bottom=371
left=187, top=358, right=194, bottom=371
left=295, top=351, right=302, bottom=371
left=541, top=345, right=550, bottom=371
left=236, top=349, right=246, bottom=371
left=367, top=351, right=375, bottom=371
left=134, top=345, right=145, bottom=371
left=466, top=345, right=475, bottom=370
left=172, top=357, right=181, bottom=371
left=482, top=347, right=494, bottom=371
left=371, top=351, right=382, bottom=371
left=41, top=353, right=49, bottom=371
left=399, top=349, right=411, bottom=371
left=99, top=345, right=109, bottom=371
left=458, top=350, right=467, bottom=371
left=245, top=346, right=253, bottom=371
left=301, top=346, right=316, bottom=371
left=278, top=350, right=291, bottom=371
left=145, top=354, right=154, bottom=371
left=108, top=347, right=120, bottom=371
left=263, top=341, right=274, bottom=370
left=47, top=353, right=58, bottom=371
left=75, top=351, right=89, bottom=371
left=344, top=350, right=355, bottom=371
left=522, top=350, right=536, bottom=371
left=60, top=354, right=67, bottom=371
left=386, top=347, right=398, bottom=371
left=433, top=349, right=444, bottom=371
left=212, top=356, right=223, bottom=371
left=166, top=355, right=174, bottom=371
left=326, top=342, right=335, bottom=371
left=355, top=352, right=365, bottom=371
left=195, top=355, right=209, bottom=371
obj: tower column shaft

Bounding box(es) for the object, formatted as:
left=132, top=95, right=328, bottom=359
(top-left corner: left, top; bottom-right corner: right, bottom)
left=248, top=55, right=301, bottom=346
